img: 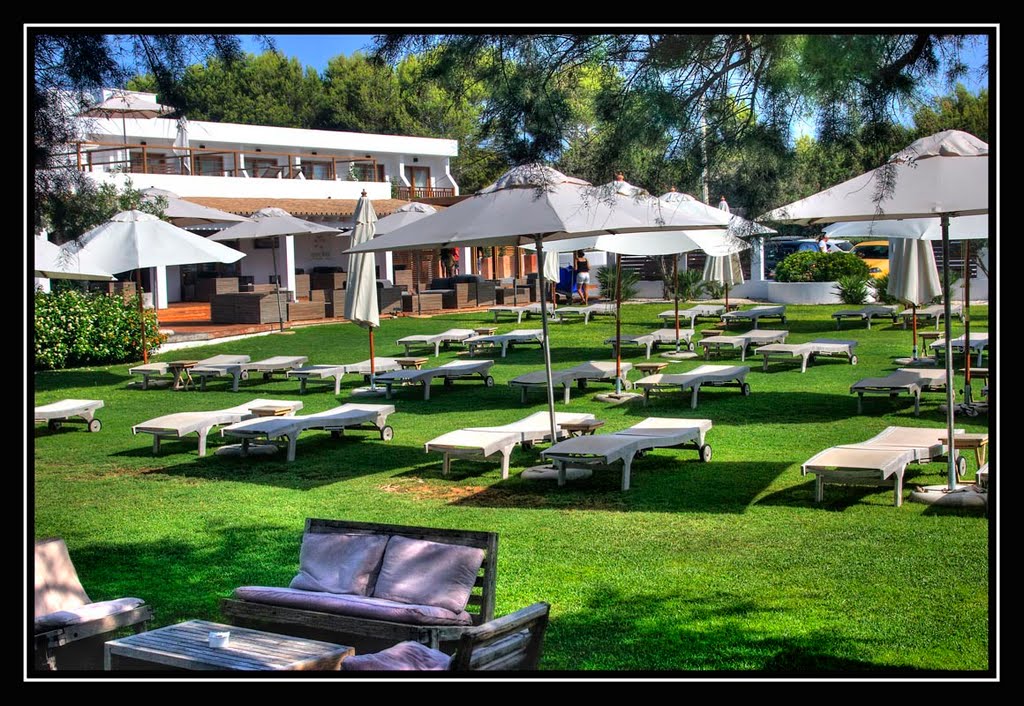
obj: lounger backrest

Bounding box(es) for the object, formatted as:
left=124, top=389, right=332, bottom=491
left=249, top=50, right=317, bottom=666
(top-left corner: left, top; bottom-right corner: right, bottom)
left=35, top=538, right=91, bottom=617
left=305, top=519, right=498, bottom=624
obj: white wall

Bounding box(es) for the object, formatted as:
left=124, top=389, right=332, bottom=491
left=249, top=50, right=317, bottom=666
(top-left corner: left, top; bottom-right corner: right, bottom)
left=89, top=172, right=390, bottom=200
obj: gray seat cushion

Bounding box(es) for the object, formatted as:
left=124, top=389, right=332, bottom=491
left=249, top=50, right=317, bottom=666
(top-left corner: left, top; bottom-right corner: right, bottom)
left=233, top=586, right=473, bottom=626
left=372, top=536, right=485, bottom=614
left=34, top=597, right=146, bottom=633
left=342, top=640, right=451, bottom=671
left=289, top=532, right=388, bottom=596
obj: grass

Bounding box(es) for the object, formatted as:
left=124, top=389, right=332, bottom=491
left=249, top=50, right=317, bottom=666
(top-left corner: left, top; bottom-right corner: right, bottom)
left=32, top=302, right=991, bottom=674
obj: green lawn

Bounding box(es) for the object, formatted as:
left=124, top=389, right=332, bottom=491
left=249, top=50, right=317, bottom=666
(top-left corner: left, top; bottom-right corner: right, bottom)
left=33, top=302, right=991, bottom=673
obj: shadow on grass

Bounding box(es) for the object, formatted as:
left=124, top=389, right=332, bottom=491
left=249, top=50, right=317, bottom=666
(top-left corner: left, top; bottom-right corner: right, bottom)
left=544, top=584, right=932, bottom=673
left=34, top=369, right=126, bottom=391
left=116, top=438, right=431, bottom=491
left=428, top=460, right=792, bottom=514
left=617, top=391, right=865, bottom=424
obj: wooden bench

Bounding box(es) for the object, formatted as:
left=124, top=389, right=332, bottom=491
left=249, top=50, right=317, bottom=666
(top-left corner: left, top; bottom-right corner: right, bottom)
left=220, top=518, right=498, bottom=651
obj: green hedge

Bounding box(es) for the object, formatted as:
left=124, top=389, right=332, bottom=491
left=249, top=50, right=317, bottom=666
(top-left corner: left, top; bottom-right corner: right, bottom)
left=34, top=289, right=164, bottom=370
left=774, top=251, right=870, bottom=282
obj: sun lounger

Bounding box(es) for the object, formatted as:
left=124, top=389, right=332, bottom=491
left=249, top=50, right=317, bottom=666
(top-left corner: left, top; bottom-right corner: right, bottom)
left=34, top=399, right=104, bottom=433
left=850, top=368, right=948, bottom=416
left=931, top=332, right=989, bottom=366
left=720, top=305, right=787, bottom=329
left=425, top=411, right=595, bottom=478
left=802, top=425, right=965, bottom=506
left=700, top=329, right=789, bottom=361
left=374, top=359, right=495, bottom=400
left=832, top=305, right=901, bottom=330
left=396, top=329, right=477, bottom=357
left=540, top=417, right=713, bottom=490
left=128, top=354, right=251, bottom=390
left=509, top=361, right=633, bottom=403
left=466, top=329, right=544, bottom=358
left=220, top=403, right=396, bottom=462
left=286, top=358, right=402, bottom=395
left=556, top=302, right=616, bottom=324
left=756, top=338, right=859, bottom=373
left=898, top=303, right=963, bottom=330
left=658, top=305, right=726, bottom=328
left=606, top=329, right=696, bottom=359
left=192, top=356, right=310, bottom=392
left=131, top=398, right=304, bottom=456
left=487, top=302, right=557, bottom=323
left=635, top=365, right=751, bottom=408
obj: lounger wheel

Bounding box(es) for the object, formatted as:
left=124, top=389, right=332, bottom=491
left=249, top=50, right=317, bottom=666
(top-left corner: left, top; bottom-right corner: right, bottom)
left=741, top=383, right=751, bottom=396
left=240, top=371, right=250, bottom=381
left=850, top=355, right=858, bottom=365
left=485, top=376, right=495, bottom=387
left=956, top=455, right=968, bottom=480
left=47, top=420, right=61, bottom=431
left=380, top=425, right=394, bottom=442
left=699, top=444, right=712, bottom=463
left=687, top=341, right=695, bottom=352
left=88, top=419, right=102, bottom=433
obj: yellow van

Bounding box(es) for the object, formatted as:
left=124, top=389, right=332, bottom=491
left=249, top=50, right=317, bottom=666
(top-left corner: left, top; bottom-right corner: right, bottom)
left=852, top=240, right=890, bottom=278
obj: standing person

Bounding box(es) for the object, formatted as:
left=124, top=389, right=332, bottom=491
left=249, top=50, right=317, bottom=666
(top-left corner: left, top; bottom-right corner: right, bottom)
left=718, top=195, right=730, bottom=213
left=452, top=246, right=460, bottom=276
left=439, top=247, right=453, bottom=278
left=817, top=234, right=830, bottom=253
left=574, top=250, right=590, bottom=305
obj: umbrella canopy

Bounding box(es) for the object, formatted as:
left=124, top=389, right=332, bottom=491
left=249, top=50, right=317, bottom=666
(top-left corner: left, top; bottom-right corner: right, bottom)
left=761, top=130, right=988, bottom=224
left=35, top=238, right=115, bottom=281
left=346, top=165, right=732, bottom=255
left=663, top=189, right=775, bottom=238
left=80, top=91, right=175, bottom=119
left=344, top=195, right=380, bottom=330
left=141, top=188, right=251, bottom=227
left=702, top=253, right=745, bottom=287
left=65, top=210, right=244, bottom=271
left=374, top=202, right=438, bottom=235
left=208, top=207, right=341, bottom=241
left=887, top=239, right=941, bottom=307
left=761, top=130, right=989, bottom=493
left=824, top=215, right=989, bottom=241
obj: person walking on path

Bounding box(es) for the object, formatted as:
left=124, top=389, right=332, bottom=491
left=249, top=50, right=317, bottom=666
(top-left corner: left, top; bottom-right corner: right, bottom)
left=574, top=250, right=590, bottom=304
left=440, top=247, right=454, bottom=278
left=452, top=247, right=460, bottom=276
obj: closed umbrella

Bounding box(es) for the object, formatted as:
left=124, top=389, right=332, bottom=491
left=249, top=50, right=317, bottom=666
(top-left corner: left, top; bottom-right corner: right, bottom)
left=376, top=203, right=438, bottom=316
left=702, top=252, right=745, bottom=313
left=344, top=191, right=381, bottom=390
left=346, top=165, right=730, bottom=484
left=210, top=208, right=341, bottom=332
left=141, top=188, right=251, bottom=227
left=761, top=130, right=989, bottom=491
left=35, top=238, right=115, bottom=281
left=886, top=239, right=942, bottom=361
left=64, top=210, right=245, bottom=362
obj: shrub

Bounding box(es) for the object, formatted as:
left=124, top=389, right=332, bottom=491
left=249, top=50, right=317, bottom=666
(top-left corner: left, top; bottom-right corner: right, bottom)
left=672, top=268, right=705, bottom=302
left=871, top=274, right=900, bottom=305
left=703, top=279, right=725, bottom=299
left=34, top=289, right=164, bottom=370
left=597, top=264, right=639, bottom=301
left=774, top=251, right=870, bottom=282
left=835, top=275, right=870, bottom=304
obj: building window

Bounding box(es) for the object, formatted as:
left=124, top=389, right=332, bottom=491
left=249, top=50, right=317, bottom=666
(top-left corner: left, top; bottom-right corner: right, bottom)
left=404, top=166, right=431, bottom=196
left=300, top=160, right=332, bottom=180
left=248, top=157, right=280, bottom=178
left=195, top=154, right=224, bottom=177
left=351, top=162, right=381, bottom=182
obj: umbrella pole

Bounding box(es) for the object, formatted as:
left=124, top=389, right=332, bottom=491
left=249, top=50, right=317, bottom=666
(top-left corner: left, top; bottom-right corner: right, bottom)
left=941, top=215, right=957, bottom=490
left=911, top=304, right=918, bottom=360
left=271, top=239, right=285, bottom=332
left=415, top=251, right=421, bottom=316
left=368, top=328, right=376, bottom=390
left=673, top=256, right=680, bottom=351
left=513, top=247, right=519, bottom=306
left=725, top=282, right=730, bottom=313
left=963, top=240, right=972, bottom=402
left=615, top=254, right=623, bottom=393
left=534, top=237, right=561, bottom=485
left=136, top=268, right=148, bottom=364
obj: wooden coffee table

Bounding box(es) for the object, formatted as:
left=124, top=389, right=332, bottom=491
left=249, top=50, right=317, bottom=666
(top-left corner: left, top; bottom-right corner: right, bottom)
left=396, top=357, right=429, bottom=370
left=474, top=326, right=498, bottom=336
left=701, top=329, right=725, bottom=339
left=168, top=361, right=199, bottom=390
left=636, top=362, right=669, bottom=376
left=940, top=432, right=989, bottom=475
left=105, top=619, right=353, bottom=671
left=559, top=419, right=605, bottom=437
left=249, top=405, right=296, bottom=417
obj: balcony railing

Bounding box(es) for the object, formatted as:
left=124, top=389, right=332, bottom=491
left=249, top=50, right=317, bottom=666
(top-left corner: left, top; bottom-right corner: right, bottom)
left=397, top=186, right=456, bottom=200
left=61, top=142, right=385, bottom=183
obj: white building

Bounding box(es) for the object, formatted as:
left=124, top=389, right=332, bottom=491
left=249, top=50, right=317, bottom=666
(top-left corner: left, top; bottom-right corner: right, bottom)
left=70, top=90, right=460, bottom=307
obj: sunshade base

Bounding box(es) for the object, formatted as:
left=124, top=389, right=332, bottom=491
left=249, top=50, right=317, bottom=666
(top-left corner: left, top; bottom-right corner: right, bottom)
left=594, top=391, right=643, bottom=405
left=661, top=351, right=698, bottom=361
left=351, top=386, right=388, bottom=397
left=214, top=444, right=279, bottom=457
left=908, top=484, right=987, bottom=509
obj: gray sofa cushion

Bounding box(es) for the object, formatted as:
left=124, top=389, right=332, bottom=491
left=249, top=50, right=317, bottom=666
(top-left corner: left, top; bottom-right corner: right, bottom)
left=342, top=640, right=451, bottom=671
left=372, top=536, right=485, bottom=614
left=34, top=597, right=146, bottom=633
left=233, top=586, right=473, bottom=626
left=289, top=532, right=388, bottom=596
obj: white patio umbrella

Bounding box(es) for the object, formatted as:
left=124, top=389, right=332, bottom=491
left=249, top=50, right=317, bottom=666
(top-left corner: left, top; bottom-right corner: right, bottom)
left=344, top=192, right=381, bottom=388
left=35, top=238, right=115, bottom=281
left=80, top=90, right=175, bottom=164
left=210, top=208, right=341, bottom=332
left=375, top=202, right=438, bottom=316
left=761, top=130, right=989, bottom=490
left=172, top=117, right=191, bottom=174
left=886, top=239, right=942, bottom=360
left=702, top=252, right=745, bottom=313
left=141, top=188, right=251, bottom=227
left=346, top=165, right=731, bottom=484
left=64, top=210, right=245, bottom=362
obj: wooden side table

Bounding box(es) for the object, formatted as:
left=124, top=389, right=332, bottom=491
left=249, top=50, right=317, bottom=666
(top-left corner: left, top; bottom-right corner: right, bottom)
left=474, top=326, right=498, bottom=336
left=701, top=329, right=725, bottom=339
left=559, top=419, right=605, bottom=437
left=168, top=361, right=199, bottom=390
left=396, top=357, right=429, bottom=370
left=635, top=362, right=669, bottom=376
left=940, top=433, right=989, bottom=478
left=249, top=405, right=295, bottom=418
